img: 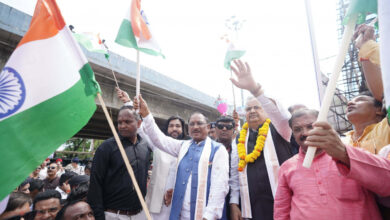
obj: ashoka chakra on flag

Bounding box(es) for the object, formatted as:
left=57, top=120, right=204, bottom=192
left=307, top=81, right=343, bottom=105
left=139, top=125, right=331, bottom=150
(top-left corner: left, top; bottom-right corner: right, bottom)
left=0, top=67, right=26, bottom=119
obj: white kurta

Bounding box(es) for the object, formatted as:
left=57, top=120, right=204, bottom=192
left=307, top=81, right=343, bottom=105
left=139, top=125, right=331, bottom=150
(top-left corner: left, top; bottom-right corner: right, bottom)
left=142, top=114, right=229, bottom=220
left=146, top=149, right=177, bottom=219
left=137, top=126, right=177, bottom=219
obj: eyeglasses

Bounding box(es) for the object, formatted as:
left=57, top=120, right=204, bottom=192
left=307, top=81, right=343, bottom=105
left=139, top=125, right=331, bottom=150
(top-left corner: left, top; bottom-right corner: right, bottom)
left=48, top=166, right=57, bottom=170
left=216, top=124, right=234, bottom=130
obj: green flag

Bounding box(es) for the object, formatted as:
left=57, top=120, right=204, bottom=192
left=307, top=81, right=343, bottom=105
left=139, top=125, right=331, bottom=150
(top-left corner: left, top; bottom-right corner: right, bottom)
left=0, top=0, right=99, bottom=199
left=343, top=0, right=377, bottom=25
left=115, top=0, right=164, bottom=58
left=224, top=43, right=246, bottom=70
left=73, top=32, right=109, bottom=60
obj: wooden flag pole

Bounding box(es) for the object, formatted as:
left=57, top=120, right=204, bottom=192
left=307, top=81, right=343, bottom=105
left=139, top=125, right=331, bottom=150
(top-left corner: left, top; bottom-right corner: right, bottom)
left=106, top=55, right=120, bottom=88
left=97, top=93, right=152, bottom=220
left=102, top=42, right=120, bottom=88
left=302, top=15, right=357, bottom=168
left=230, top=69, right=237, bottom=109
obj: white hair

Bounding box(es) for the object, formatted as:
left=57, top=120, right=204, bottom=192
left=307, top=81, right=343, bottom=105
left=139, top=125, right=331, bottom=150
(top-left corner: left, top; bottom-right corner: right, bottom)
left=245, top=96, right=261, bottom=107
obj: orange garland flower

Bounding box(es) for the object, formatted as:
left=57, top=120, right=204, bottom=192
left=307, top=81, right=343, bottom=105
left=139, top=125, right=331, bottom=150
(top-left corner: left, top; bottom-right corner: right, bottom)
left=237, top=119, right=271, bottom=171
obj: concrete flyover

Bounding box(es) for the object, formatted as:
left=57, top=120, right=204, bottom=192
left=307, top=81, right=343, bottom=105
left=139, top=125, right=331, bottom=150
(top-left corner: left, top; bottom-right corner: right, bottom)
left=0, top=3, right=219, bottom=140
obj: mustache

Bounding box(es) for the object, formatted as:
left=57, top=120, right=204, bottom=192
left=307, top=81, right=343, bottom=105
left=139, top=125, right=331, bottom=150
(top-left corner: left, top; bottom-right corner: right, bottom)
left=300, top=135, right=307, bottom=142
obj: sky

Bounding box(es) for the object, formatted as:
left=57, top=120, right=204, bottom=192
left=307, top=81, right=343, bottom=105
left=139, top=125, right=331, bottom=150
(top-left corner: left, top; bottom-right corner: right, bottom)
left=1, top=0, right=340, bottom=111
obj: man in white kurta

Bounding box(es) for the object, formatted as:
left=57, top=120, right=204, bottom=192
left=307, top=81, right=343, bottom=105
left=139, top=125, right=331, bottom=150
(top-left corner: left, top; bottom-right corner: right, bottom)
left=135, top=96, right=229, bottom=220
left=144, top=116, right=189, bottom=220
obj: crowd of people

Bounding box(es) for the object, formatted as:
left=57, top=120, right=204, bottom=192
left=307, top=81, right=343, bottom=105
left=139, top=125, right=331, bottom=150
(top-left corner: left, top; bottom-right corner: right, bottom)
left=1, top=24, right=390, bottom=220
left=0, top=157, right=92, bottom=220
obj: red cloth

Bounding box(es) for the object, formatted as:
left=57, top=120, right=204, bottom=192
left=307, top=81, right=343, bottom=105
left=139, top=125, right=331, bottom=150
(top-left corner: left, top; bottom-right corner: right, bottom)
left=274, top=146, right=390, bottom=220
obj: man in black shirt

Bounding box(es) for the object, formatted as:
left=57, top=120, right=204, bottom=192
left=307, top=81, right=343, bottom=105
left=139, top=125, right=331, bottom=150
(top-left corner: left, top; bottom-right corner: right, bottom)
left=87, top=106, right=151, bottom=220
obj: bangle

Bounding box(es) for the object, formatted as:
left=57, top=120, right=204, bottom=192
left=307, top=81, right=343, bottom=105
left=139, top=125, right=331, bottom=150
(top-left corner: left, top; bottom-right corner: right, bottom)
left=359, top=57, right=369, bottom=62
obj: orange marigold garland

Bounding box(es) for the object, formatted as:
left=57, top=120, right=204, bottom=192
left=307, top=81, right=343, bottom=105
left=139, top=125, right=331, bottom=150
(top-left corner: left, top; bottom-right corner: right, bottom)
left=237, top=119, right=271, bottom=171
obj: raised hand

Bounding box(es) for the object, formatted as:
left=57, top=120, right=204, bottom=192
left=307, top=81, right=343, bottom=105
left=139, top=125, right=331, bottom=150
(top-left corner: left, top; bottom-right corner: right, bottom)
left=230, top=60, right=263, bottom=97
left=115, top=87, right=131, bottom=103
left=133, top=94, right=150, bottom=118
left=353, top=24, right=375, bottom=49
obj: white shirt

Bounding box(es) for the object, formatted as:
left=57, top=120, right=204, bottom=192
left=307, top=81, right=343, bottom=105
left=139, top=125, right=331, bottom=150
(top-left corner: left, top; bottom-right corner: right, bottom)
left=229, top=94, right=292, bottom=204
left=55, top=186, right=68, bottom=200
left=142, top=114, right=229, bottom=220
left=65, top=164, right=84, bottom=175
left=39, top=167, right=47, bottom=180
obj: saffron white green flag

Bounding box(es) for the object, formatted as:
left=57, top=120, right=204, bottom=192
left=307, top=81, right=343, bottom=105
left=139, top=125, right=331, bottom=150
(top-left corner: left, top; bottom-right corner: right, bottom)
left=224, top=43, right=246, bottom=70
left=378, top=0, right=390, bottom=122
left=115, top=0, right=164, bottom=58
left=0, top=0, right=100, bottom=200
left=73, top=32, right=109, bottom=59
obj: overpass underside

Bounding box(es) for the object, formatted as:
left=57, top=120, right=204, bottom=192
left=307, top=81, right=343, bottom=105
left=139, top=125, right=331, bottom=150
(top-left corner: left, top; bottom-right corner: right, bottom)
left=0, top=3, right=219, bottom=140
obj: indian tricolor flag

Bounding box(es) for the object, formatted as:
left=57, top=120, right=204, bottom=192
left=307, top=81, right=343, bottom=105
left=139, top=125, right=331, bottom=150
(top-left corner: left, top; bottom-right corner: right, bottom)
left=224, top=43, right=246, bottom=70
left=0, top=0, right=100, bottom=199
left=115, top=0, right=164, bottom=57
left=74, top=32, right=108, bottom=57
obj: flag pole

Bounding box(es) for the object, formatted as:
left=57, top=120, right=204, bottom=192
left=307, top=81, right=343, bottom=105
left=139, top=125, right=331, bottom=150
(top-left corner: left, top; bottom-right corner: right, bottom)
left=230, top=69, right=237, bottom=109
left=97, top=93, right=152, bottom=220
left=302, top=15, right=358, bottom=168
left=241, top=89, right=244, bottom=107
left=107, top=58, right=120, bottom=88
left=102, top=42, right=120, bottom=88
left=136, top=51, right=141, bottom=97
left=304, top=0, right=324, bottom=105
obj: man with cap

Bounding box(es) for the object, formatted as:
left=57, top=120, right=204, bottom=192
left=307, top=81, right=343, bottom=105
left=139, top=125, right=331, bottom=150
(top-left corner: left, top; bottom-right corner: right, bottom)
left=65, top=158, right=84, bottom=175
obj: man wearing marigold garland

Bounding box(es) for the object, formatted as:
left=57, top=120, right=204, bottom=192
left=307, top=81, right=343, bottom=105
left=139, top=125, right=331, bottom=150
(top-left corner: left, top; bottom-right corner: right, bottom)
left=229, top=60, right=293, bottom=220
